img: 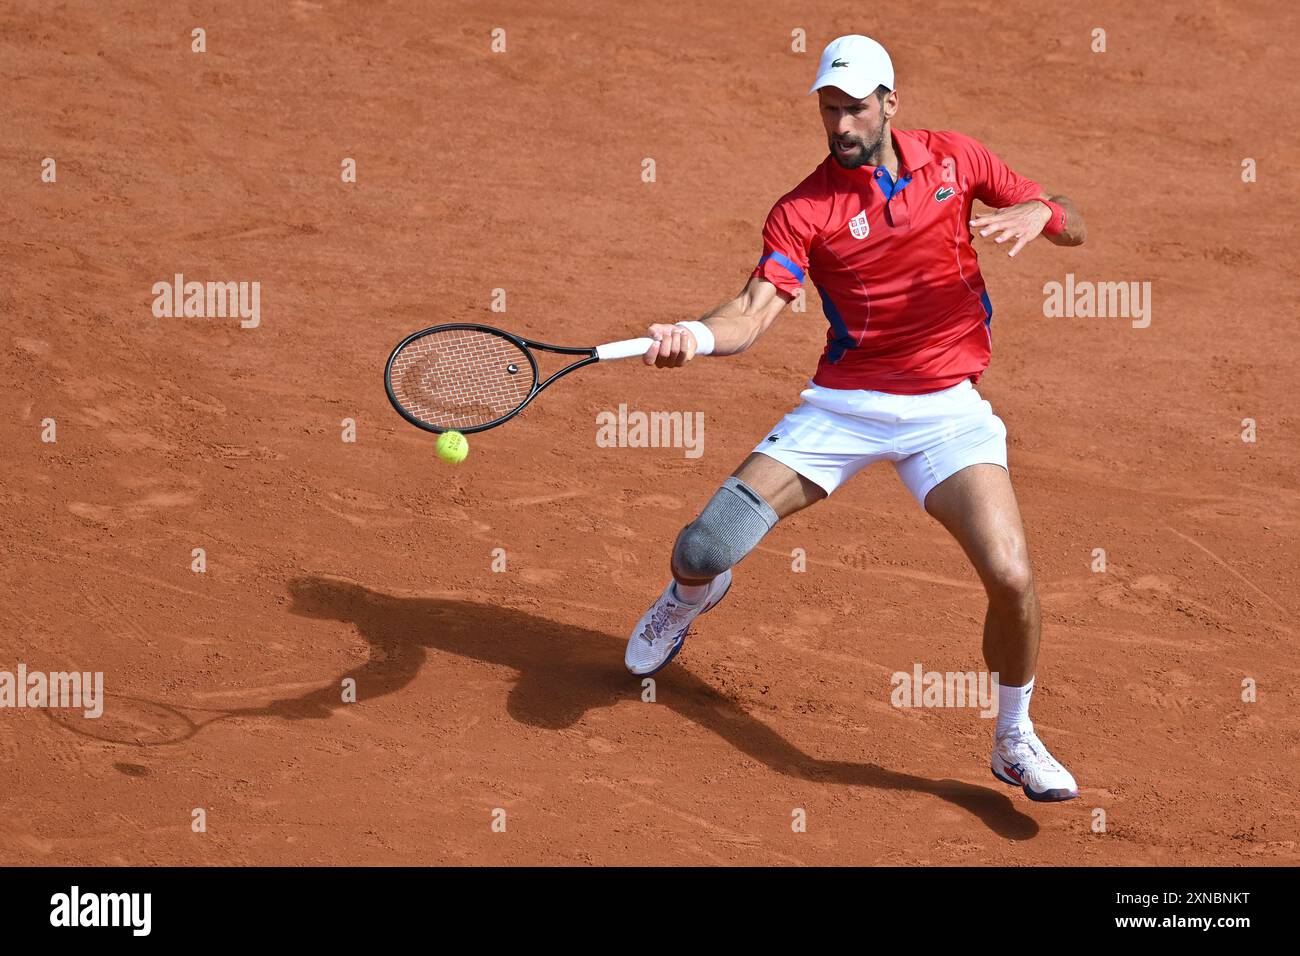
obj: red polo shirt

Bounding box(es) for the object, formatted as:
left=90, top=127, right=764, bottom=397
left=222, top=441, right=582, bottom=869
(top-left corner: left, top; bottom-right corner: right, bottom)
left=752, top=128, right=1042, bottom=394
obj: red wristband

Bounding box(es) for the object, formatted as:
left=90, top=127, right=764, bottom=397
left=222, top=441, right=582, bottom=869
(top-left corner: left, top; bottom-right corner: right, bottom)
left=1034, top=198, right=1067, bottom=237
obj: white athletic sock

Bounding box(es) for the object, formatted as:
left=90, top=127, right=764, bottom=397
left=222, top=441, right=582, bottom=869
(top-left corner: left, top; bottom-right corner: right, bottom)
left=672, top=580, right=710, bottom=605
left=995, top=677, right=1035, bottom=740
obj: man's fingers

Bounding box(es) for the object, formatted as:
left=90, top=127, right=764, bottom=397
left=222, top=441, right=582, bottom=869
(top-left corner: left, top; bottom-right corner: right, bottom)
left=644, top=332, right=664, bottom=366
left=670, top=327, right=687, bottom=363
left=643, top=324, right=699, bottom=368
left=675, top=333, right=691, bottom=365
left=646, top=324, right=674, bottom=366
left=660, top=328, right=681, bottom=367
left=974, top=202, right=1045, bottom=253
left=656, top=328, right=682, bottom=368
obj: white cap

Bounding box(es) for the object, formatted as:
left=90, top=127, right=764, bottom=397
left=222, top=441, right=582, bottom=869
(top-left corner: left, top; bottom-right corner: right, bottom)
left=809, top=35, right=894, bottom=99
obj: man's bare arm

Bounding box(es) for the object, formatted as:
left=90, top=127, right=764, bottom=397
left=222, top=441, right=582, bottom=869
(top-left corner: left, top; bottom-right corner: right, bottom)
left=643, top=277, right=792, bottom=367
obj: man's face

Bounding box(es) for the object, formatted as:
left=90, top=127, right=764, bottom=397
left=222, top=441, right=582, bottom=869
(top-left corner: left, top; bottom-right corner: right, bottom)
left=819, top=86, right=894, bottom=169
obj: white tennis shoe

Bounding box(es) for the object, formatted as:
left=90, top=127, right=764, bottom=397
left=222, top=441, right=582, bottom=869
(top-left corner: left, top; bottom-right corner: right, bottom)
left=624, top=570, right=733, bottom=677
left=991, top=724, right=1079, bottom=802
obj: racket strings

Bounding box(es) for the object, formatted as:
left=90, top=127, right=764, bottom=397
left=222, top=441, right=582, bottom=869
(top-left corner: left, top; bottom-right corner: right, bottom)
left=389, top=329, right=534, bottom=429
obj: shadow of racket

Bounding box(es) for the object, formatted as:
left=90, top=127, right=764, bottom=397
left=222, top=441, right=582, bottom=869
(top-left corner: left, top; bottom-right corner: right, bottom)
left=43, top=688, right=341, bottom=747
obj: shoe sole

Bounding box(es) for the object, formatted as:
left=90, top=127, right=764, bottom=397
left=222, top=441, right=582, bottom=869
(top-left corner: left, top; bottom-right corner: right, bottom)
left=631, top=575, right=733, bottom=678
left=991, top=765, right=1079, bottom=803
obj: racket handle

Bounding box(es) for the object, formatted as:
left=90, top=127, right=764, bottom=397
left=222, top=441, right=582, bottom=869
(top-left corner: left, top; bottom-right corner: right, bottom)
left=595, top=337, right=655, bottom=361
left=595, top=323, right=717, bottom=361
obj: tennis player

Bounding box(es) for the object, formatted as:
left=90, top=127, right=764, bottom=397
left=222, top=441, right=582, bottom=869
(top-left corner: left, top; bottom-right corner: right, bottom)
left=624, top=35, right=1087, bottom=801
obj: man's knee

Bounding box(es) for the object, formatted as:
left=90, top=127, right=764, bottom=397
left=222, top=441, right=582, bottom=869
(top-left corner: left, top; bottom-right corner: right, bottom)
left=672, top=520, right=731, bottom=580
left=671, top=476, right=779, bottom=581
left=984, top=552, right=1037, bottom=609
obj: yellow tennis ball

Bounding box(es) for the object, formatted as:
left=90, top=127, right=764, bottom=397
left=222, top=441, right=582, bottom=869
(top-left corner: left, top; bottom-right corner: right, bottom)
left=436, top=430, right=469, bottom=464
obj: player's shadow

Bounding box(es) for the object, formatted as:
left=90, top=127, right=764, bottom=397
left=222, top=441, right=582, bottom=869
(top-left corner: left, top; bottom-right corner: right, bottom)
left=276, top=575, right=1039, bottom=840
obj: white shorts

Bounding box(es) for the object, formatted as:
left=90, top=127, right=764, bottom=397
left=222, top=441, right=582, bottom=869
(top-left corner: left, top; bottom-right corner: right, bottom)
left=753, top=379, right=1009, bottom=508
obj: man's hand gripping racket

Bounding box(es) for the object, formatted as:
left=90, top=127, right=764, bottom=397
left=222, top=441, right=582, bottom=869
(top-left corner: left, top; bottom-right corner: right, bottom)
left=384, top=321, right=713, bottom=434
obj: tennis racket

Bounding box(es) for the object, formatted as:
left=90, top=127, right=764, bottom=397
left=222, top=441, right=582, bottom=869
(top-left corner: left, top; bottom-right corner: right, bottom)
left=384, top=323, right=655, bottom=434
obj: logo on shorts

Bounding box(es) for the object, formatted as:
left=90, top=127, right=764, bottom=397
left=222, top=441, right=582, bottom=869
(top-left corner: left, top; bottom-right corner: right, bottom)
left=848, top=210, right=870, bottom=239
left=935, top=186, right=956, bottom=202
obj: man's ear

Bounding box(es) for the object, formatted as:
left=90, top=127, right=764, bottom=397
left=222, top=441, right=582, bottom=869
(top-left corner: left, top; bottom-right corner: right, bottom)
left=881, top=89, right=899, bottom=120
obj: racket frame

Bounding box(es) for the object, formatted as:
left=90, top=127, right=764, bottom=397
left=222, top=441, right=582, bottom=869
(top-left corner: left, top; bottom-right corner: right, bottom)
left=384, top=322, right=601, bottom=434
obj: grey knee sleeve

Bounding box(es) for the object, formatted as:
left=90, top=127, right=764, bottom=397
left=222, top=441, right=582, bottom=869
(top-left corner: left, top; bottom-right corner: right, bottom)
left=672, top=477, right=779, bottom=579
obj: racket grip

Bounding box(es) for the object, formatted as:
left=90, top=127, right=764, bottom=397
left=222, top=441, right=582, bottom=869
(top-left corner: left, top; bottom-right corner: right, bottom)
left=595, top=324, right=716, bottom=361
left=595, top=337, right=655, bottom=361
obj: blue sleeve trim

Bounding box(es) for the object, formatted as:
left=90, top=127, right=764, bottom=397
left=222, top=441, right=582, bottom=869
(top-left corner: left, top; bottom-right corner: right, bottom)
left=758, top=251, right=806, bottom=285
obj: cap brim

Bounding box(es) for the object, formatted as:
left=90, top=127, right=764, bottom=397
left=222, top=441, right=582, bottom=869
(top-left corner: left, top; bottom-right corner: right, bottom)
left=809, top=75, right=881, bottom=99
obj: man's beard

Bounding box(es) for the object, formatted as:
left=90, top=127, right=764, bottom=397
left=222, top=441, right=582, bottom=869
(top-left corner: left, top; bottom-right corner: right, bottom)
left=829, top=124, right=887, bottom=169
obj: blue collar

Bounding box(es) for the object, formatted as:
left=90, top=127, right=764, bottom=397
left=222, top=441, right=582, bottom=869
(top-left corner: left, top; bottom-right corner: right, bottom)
left=872, top=165, right=912, bottom=201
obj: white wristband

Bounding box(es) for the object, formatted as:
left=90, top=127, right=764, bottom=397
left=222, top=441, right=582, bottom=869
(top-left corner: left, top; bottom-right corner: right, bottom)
left=675, top=320, right=715, bottom=356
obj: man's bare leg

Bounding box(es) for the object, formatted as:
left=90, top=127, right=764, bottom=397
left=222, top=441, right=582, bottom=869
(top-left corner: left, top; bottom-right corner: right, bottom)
left=923, top=462, right=1078, bottom=801
left=922, top=462, right=1038, bottom=685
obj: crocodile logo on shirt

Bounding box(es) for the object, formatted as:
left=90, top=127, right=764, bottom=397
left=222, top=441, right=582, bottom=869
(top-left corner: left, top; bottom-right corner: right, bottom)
left=935, top=186, right=956, bottom=202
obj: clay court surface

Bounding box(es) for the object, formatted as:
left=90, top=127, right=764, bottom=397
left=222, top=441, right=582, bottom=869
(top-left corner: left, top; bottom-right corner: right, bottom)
left=2, top=1, right=1297, bottom=865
